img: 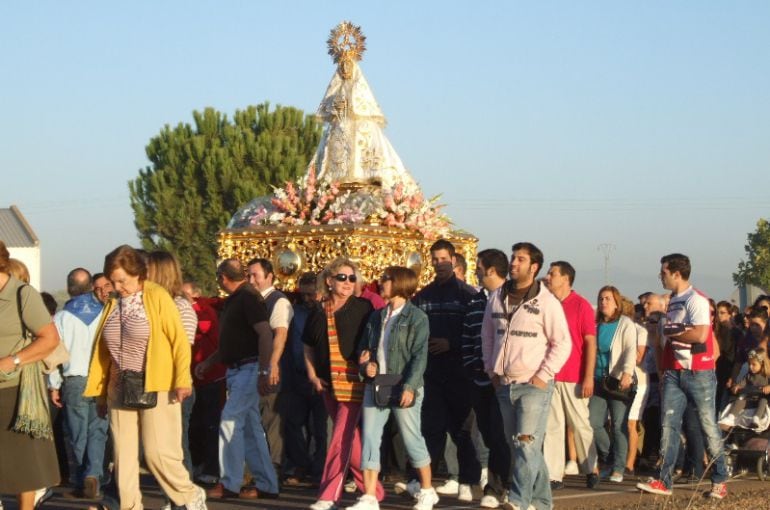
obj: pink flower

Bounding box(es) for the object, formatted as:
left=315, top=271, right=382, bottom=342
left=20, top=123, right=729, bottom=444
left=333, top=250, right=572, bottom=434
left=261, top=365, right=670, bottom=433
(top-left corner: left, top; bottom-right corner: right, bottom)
left=393, top=183, right=404, bottom=202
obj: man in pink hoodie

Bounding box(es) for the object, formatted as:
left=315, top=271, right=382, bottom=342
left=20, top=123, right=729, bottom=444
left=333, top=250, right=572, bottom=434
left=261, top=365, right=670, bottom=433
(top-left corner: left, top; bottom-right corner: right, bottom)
left=481, top=242, right=571, bottom=510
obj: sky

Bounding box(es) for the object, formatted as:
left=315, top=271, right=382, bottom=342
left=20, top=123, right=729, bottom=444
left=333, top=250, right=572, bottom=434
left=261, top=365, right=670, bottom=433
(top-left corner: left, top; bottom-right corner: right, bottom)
left=1, top=2, right=768, bottom=302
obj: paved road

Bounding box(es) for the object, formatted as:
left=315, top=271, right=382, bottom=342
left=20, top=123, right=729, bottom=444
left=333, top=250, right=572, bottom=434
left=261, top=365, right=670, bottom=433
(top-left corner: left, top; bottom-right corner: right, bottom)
left=3, top=474, right=769, bottom=510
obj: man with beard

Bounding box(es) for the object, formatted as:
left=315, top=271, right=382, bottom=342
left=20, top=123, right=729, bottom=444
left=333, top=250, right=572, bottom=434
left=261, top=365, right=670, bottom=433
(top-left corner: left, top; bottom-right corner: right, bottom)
left=482, top=242, right=571, bottom=510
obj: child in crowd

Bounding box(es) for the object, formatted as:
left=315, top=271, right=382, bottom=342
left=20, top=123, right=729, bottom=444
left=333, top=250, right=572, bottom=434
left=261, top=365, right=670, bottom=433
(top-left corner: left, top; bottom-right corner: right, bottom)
left=723, top=348, right=770, bottom=428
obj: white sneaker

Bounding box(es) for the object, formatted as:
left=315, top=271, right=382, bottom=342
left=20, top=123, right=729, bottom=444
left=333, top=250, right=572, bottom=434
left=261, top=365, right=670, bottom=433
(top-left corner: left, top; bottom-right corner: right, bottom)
left=310, top=500, right=337, bottom=510
left=435, top=479, right=459, bottom=495
left=413, top=488, right=439, bottom=510
left=33, top=488, right=53, bottom=508
left=160, top=503, right=172, bottom=510
left=564, top=460, right=579, bottom=475
left=480, top=494, right=500, bottom=508
left=501, top=491, right=534, bottom=510
left=458, top=483, right=473, bottom=502
left=346, top=495, right=379, bottom=510
left=480, top=467, right=489, bottom=489
left=344, top=480, right=357, bottom=493
left=186, top=486, right=208, bottom=510
left=394, top=479, right=421, bottom=498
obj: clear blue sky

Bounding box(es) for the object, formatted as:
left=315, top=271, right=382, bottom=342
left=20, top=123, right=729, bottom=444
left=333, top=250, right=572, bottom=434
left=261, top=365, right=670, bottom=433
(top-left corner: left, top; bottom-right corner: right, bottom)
left=2, top=2, right=768, bottom=301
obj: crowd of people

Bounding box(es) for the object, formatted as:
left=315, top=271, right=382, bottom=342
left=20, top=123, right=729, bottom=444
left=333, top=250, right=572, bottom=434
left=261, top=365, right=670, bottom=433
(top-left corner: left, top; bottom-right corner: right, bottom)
left=1, top=237, right=768, bottom=510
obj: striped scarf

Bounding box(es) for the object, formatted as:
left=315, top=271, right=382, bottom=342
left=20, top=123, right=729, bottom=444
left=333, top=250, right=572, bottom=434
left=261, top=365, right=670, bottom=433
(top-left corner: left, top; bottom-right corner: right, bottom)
left=326, top=300, right=364, bottom=403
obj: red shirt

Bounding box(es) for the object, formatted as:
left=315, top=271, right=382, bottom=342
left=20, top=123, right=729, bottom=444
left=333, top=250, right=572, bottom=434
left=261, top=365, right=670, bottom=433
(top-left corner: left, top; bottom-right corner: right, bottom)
left=555, top=291, right=597, bottom=383
left=191, top=297, right=226, bottom=386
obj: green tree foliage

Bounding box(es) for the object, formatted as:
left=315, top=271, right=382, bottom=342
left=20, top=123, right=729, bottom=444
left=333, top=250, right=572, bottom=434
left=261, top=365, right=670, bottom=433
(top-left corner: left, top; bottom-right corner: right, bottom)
left=734, top=218, right=770, bottom=291
left=129, top=103, right=321, bottom=293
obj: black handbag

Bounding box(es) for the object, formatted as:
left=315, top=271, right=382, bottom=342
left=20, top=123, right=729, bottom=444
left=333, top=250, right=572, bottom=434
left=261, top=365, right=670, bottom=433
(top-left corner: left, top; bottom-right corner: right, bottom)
left=118, top=299, right=157, bottom=410
left=119, top=370, right=157, bottom=409
left=373, top=373, right=413, bottom=408
left=601, top=375, right=636, bottom=403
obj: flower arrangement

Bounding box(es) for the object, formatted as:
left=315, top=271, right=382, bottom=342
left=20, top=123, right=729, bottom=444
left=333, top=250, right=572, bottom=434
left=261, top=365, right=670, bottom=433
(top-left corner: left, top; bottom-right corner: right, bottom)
left=238, top=166, right=450, bottom=239
left=378, top=183, right=450, bottom=238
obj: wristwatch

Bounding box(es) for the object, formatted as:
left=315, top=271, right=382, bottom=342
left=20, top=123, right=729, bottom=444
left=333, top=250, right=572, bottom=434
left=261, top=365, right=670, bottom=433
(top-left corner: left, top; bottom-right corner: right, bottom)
left=12, top=354, right=21, bottom=368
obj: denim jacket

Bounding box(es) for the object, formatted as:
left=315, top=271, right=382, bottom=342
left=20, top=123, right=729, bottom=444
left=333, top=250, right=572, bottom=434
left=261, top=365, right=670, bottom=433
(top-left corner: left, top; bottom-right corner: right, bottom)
left=358, top=301, right=429, bottom=392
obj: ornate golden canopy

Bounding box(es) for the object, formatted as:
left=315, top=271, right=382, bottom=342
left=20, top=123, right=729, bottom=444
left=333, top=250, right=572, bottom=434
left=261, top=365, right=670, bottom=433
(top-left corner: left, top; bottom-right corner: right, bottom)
left=219, top=22, right=478, bottom=290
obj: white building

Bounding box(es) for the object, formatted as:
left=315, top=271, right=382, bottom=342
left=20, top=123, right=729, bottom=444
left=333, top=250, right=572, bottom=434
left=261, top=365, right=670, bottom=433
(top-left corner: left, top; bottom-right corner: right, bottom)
left=0, top=205, right=41, bottom=290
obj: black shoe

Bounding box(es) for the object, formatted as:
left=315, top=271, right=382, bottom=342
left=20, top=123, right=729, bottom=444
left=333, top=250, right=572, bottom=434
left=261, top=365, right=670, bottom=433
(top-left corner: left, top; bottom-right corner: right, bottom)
left=586, top=474, right=600, bottom=489
left=550, top=480, right=564, bottom=490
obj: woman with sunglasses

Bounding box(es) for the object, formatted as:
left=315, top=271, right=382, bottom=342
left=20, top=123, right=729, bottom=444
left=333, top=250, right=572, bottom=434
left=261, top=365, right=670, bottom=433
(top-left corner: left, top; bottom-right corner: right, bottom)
left=349, top=267, right=436, bottom=510
left=303, top=258, right=384, bottom=510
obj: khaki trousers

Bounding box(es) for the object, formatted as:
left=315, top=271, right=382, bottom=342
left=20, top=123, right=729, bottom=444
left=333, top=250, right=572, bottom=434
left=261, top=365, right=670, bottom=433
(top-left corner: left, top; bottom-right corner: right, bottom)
left=110, top=391, right=198, bottom=509
left=543, top=381, right=598, bottom=481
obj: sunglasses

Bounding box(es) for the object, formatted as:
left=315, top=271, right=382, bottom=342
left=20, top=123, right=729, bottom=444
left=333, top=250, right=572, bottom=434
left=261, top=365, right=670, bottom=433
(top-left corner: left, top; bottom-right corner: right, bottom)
left=380, top=274, right=393, bottom=283
left=333, top=273, right=357, bottom=283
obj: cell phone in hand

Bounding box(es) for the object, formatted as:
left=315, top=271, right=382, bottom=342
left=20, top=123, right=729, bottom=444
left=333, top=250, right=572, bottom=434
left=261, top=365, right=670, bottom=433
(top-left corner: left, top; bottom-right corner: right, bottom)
left=663, top=322, right=687, bottom=336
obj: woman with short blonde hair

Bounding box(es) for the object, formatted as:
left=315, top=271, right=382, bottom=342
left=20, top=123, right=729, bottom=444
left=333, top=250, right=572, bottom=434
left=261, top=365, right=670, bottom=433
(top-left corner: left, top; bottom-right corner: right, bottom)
left=303, top=258, right=384, bottom=510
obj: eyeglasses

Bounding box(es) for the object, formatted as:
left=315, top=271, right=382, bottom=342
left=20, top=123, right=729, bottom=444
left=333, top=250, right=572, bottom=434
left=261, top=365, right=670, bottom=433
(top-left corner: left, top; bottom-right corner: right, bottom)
left=333, top=273, right=357, bottom=283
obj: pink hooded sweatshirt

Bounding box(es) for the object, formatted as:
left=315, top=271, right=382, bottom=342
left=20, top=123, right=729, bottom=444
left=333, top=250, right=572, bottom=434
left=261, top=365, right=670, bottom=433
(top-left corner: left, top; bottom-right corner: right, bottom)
left=481, top=282, right=571, bottom=385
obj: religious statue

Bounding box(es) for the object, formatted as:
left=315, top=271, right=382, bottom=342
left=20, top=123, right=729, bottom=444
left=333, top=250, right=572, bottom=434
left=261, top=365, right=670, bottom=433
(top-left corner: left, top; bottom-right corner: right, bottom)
left=313, top=22, right=417, bottom=190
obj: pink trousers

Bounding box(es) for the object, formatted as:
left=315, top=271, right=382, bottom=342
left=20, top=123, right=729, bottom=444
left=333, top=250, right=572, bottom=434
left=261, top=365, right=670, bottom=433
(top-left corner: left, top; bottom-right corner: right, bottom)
left=318, top=392, right=385, bottom=502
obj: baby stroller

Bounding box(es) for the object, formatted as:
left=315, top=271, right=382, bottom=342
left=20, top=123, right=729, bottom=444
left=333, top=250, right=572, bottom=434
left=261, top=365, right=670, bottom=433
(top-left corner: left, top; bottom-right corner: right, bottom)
left=717, top=386, right=770, bottom=480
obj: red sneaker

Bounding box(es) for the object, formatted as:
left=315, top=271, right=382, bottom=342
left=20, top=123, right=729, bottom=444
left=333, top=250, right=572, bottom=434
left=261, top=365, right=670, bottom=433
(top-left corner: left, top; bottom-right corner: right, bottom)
left=636, top=479, right=672, bottom=496
left=708, top=483, right=727, bottom=500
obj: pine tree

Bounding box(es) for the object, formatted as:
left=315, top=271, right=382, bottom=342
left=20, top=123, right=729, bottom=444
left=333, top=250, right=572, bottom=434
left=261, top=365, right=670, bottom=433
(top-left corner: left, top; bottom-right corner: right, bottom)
left=734, top=218, right=770, bottom=291
left=129, top=103, right=321, bottom=293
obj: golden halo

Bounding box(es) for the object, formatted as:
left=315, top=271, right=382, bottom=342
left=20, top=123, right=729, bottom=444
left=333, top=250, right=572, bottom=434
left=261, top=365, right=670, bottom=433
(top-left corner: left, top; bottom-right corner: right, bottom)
left=327, top=21, right=366, bottom=63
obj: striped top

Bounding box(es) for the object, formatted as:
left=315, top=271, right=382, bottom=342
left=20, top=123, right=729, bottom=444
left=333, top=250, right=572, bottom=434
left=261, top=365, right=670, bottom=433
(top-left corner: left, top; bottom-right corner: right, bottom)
left=326, top=300, right=364, bottom=403
left=175, top=295, right=197, bottom=345
left=103, top=291, right=151, bottom=372
left=461, top=288, right=491, bottom=386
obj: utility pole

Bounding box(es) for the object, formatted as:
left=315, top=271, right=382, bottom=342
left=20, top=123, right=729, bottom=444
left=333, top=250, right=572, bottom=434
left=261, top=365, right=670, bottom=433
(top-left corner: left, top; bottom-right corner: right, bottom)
left=597, top=243, right=616, bottom=284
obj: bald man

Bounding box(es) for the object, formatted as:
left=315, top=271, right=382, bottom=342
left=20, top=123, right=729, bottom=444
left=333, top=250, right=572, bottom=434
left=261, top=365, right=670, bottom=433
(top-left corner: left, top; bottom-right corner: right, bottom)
left=49, top=268, right=108, bottom=499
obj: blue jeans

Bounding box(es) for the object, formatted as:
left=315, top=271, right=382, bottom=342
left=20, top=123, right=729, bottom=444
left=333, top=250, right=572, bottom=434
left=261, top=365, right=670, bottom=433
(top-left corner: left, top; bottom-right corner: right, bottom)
left=588, top=385, right=630, bottom=474
left=659, top=369, right=727, bottom=489
left=361, top=385, right=430, bottom=471
left=496, top=381, right=554, bottom=510
left=219, top=363, right=278, bottom=493
left=61, top=376, right=109, bottom=486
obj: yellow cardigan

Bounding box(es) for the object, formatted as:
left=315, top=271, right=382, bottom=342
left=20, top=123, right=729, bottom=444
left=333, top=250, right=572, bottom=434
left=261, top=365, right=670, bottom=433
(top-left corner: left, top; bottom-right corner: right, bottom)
left=84, top=280, right=192, bottom=398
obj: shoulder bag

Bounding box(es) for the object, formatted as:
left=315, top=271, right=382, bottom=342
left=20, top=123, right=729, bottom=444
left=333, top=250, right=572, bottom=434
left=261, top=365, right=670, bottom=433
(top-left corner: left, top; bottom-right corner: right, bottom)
left=369, top=319, right=414, bottom=408
left=373, top=373, right=413, bottom=408
left=118, top=298, right=157, bottom=409
left=600, top=374, right=637, bottom=403
left=16, top=285, right=70, bottom=375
